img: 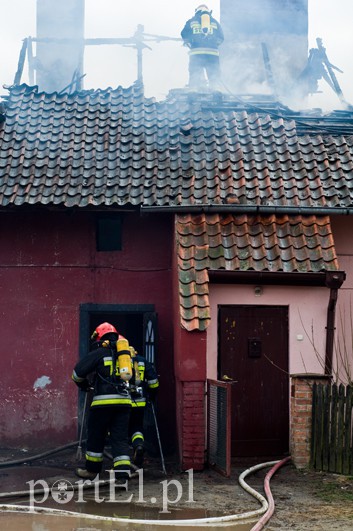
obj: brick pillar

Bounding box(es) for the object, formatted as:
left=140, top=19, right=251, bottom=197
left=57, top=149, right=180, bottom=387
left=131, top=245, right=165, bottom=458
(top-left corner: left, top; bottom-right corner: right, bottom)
left=290, top=374, right=331, bottom=469
left=181, top=381, right=206, bottom=471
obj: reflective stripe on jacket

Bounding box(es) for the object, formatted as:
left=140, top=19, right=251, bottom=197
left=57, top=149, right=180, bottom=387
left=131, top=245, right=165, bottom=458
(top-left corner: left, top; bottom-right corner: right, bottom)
left=189, top=47, right=220, bottom=57
left=72, top=343, right=132, bottom=408
left=91, top=393, right=132, bottom=407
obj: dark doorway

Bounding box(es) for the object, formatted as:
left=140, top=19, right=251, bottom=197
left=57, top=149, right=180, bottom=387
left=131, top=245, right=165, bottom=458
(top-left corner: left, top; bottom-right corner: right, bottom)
left=77, top=304, right=158, bottom=451
left=218, top=305, right=289, bottom=458
left=79, top=303, right=156, bottom=362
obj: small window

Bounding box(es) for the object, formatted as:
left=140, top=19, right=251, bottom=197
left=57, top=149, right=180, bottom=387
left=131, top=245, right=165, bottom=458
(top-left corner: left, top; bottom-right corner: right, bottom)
left=96, top=215, right=122, bottom=251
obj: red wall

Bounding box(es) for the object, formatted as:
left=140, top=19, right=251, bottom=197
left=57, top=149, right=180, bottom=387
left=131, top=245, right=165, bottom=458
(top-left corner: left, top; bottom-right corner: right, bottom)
left=0, top=209, right=174, bottom=449
left=172, top=234, right=207, bottom=470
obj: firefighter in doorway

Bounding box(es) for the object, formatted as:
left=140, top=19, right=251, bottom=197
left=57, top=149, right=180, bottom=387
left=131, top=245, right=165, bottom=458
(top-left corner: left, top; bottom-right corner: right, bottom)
left=129, top=345, right=159, bottom=468
left=72, top=322, right=132, bottom=482
left=181, top=4, right=224, bottom=90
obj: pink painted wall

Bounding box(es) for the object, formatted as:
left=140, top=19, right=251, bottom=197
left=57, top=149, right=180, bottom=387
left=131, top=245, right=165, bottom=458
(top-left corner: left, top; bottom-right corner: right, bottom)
left=206, top=216, right=353, bottom=385
left=207, top=284, right=329, bottom=379
left=331, top=216, right=353, bottom=384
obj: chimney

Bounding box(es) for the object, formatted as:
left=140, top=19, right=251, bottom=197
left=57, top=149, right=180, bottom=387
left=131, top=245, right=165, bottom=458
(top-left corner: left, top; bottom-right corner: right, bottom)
left=220, top=0, right=308, bottom=98
left=35, top=0, right=85, bottom=93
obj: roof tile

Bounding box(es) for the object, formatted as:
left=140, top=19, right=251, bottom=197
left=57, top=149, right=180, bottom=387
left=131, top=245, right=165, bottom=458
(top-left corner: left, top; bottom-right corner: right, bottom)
left=176, top=213, right=338, bottom=331
left=1, top=84, right=353, bottom=208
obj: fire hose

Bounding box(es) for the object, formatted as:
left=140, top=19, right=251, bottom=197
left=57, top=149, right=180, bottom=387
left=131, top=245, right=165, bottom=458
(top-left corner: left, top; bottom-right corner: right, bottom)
left=0, top=452, right=291, bottom=527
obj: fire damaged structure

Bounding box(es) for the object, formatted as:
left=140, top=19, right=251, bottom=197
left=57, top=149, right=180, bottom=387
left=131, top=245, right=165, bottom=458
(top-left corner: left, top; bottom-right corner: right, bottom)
left=1, top=0, right=353, bottom=472
left=1, top=83, right=353, bottom=470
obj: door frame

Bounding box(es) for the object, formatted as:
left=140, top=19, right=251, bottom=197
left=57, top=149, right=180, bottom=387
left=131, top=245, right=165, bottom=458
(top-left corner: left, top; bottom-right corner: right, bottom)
left=79, top=303, right=155, bottom=360
left=77, top=303, right=155, bottom=436
left=217, top=303, right=290, bottom=457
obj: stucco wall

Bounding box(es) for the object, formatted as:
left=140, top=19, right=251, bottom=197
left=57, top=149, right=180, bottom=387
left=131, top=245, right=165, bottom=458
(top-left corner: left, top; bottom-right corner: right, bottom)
left=0, top=210, right=174, bottom=448
left=330, top=216, right=353, bottom=384
left=207, top=284, right=329, bottom=379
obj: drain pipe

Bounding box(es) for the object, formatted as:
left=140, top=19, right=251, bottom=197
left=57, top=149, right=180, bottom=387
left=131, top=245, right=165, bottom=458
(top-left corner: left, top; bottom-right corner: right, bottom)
left=324, top=271, right=346, bottom=375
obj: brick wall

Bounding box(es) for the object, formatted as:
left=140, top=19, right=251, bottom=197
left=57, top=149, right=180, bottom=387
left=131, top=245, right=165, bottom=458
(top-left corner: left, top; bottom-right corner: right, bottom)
left=181, top=381, right=206, bottom=470
left=290, top=374, right=331, bottom=469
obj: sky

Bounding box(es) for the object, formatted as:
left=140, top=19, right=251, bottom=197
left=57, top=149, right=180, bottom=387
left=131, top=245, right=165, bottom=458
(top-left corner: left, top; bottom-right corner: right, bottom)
left=1, top=0, right=353, bottom=111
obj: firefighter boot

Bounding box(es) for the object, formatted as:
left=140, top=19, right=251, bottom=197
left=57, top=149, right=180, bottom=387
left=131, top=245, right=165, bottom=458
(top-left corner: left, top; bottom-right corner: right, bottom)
left=75, top=468, right=98, bottom=480
left=115, top=468, right=130, bottom=486
left=133, top=445, right=144, bottom=468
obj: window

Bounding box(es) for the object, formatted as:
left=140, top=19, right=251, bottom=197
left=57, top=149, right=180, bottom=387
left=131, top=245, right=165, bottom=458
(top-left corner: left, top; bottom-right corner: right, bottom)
left=96, top=215, right=122, bottom=251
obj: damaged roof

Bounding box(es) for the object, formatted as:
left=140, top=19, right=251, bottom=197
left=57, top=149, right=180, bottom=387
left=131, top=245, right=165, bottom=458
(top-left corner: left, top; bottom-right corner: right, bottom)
left=176, top=213, right=338, bottom=331
left=0, top=83, right=349, bottom=330
left=1, top=83, right=353, bottom=210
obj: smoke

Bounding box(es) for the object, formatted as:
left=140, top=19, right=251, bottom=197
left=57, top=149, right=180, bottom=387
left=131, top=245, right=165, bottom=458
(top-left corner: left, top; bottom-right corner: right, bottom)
left=83, top=0, right=219, bottom=99
left=1, top=0, right=352, bottom=110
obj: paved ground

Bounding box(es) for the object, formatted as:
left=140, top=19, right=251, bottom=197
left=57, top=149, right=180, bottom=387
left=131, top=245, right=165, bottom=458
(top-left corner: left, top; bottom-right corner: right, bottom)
left=0, top=447, right=353, bottom=529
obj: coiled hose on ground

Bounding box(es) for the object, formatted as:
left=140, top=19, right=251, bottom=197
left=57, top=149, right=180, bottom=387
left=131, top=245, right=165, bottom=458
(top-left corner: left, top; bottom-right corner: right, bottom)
left=0, top=443, right=291, bottom=527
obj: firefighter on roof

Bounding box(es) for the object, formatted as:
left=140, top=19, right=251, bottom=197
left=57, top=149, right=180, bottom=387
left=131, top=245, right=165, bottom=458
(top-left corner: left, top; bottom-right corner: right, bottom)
left=72, top=322, right=132, bottom=482
left=129, top=345, right=159, bottom=469
left=181, top=4, right=224, bottom=90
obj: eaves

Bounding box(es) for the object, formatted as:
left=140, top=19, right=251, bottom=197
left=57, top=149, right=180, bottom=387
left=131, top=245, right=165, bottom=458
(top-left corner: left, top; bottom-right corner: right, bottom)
left=141, top=205, right=353, bottom=215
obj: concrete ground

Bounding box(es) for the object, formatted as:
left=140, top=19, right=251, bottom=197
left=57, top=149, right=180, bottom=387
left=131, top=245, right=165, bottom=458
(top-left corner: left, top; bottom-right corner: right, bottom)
left=0, top=446, right=353, bottom=529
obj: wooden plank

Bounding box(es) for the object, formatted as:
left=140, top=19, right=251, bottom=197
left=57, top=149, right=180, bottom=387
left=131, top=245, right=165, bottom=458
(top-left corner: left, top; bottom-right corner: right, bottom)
left=336, top=384, right=345, bottom=474
left=343, top=385, right=352, bottom=475
left=329, top=384, right=338, bottom=472
left=322, top=383, right=330, bottom=471
left=311, top=383, right=353, bottom=475
left=13, top=38, right=28, bottom=85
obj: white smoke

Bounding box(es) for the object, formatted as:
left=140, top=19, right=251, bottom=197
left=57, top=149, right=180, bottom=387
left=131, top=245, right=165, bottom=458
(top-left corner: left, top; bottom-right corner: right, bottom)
left=1, top=0, right=352, bottom=111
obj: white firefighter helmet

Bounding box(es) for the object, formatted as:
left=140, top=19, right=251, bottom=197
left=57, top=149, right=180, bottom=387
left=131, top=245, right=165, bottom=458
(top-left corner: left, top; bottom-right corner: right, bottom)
left=195, top=4, right=210, bottom=13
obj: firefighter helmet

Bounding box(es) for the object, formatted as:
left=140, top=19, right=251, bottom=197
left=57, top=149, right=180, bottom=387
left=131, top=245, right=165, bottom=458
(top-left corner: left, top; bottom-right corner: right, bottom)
left=195, top=4, right=209, bottom=13
left=91, top=322, right=118, bottom=341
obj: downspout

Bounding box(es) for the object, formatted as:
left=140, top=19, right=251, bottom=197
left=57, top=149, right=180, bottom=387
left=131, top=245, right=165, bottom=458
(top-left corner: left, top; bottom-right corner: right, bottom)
left=324, top=271, right=346, bottom=375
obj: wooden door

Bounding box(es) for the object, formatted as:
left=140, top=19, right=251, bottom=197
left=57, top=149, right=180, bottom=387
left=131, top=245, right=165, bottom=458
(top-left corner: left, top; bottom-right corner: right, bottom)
left=218, top=305, right=289, bottom=457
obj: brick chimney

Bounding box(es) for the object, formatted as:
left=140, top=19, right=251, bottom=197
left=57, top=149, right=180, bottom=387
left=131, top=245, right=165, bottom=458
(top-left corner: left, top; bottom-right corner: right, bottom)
left=220, top=0, right=308, bottom=97
left=36, top=0, right=85, bottom=93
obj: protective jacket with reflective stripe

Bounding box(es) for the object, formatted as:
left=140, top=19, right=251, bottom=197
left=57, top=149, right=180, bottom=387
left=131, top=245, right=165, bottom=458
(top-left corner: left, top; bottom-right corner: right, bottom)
left=181, top=12, right=224, bottom=54
left=130, top=354, right=159, bottom=408
left=72, top=344, right=132, bottom=407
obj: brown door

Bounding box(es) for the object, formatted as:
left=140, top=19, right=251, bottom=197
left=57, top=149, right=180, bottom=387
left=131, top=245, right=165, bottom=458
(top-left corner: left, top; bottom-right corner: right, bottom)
left=218, top=305, right=289, bottom=457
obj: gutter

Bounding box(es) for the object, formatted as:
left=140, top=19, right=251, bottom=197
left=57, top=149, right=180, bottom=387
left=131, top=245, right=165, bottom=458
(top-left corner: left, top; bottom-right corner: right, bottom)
left=140, top=205, right=353, bottom=215
left=209, top=271, right=333, bottom=287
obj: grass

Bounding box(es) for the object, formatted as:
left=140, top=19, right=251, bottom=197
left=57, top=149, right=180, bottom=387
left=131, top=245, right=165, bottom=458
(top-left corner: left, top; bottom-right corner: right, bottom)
left=314, top=476, right=353, bottom=504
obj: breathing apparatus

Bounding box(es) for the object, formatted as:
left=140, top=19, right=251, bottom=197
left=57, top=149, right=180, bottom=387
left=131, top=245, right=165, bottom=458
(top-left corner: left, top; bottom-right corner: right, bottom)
left=116, top=337, right=133, bottom=382
left=129, top=346, right=141, bottom=384
left=129, top=345, right=143, bottom=399
left=92, top=323, right=132, bottom=393
left=98, top=337, right=132, bottom=395
left=195, top=4, right=212, bottom=34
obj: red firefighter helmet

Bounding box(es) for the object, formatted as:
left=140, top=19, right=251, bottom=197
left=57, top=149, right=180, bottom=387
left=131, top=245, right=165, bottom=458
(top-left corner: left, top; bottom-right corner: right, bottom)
left=91, top=322, right=118, bottom=341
